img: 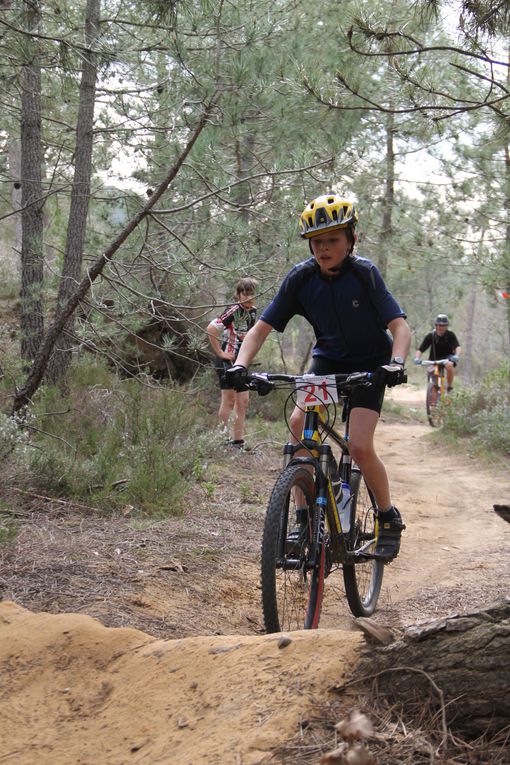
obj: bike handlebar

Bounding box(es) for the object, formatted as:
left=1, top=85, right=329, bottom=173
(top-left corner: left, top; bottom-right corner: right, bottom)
left=419, top=359, right=451, bottom=367
left=245, top=370, right=374, bottom=394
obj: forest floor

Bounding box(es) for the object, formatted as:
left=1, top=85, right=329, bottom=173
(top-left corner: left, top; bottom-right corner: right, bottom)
left=1, top=383, right=509, bottom=764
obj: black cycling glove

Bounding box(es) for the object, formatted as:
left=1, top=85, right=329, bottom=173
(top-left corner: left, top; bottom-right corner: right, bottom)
left=224, top=364, right=248, bottom=391
left=255, top=379, right=273, bottom=397
left=376, top=364, right=407, bottom=388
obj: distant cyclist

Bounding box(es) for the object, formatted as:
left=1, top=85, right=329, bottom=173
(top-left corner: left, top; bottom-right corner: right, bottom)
left=207, top=278, right=258, bottom=450
left=414, top=314, right=461, bottom=392
left=226, top=194, right=411, bottom=561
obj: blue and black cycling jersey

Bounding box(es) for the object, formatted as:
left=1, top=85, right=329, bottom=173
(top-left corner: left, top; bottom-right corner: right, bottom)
left=260, top=255, right=406, bottom=371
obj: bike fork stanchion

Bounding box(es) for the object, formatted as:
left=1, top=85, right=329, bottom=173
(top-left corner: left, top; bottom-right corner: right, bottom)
left=312, top=444, right=333, bottom=566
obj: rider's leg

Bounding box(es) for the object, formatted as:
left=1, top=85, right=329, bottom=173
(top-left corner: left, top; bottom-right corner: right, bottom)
left=347, top=407, right=391, bottom=511
left=232, top=390, right=250, bottom=443
left=218, top=389, right=236, bottom=432
left=446, top=364, right=455, bottom=390
left=348, top=407, right=405, bottom=560
left=287, top=404, right=312, bottom=536
left=289, top=404, right=306, bottom=444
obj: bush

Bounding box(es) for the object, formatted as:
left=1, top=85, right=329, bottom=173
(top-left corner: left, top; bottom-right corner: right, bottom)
left=0, top=411, right=30, bottom=463
left=27, top=359, right=217, bottom=515
left=444, top=363, right=510, bottom=454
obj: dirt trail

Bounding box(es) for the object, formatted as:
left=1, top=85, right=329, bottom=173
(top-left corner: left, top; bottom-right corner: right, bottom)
left=1, top=383, right=509, bottom=764
left=375, top=385, right=510, bottom=624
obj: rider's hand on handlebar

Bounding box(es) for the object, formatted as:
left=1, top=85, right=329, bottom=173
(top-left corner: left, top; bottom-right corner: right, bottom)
left=413, top=358, right=422, bottom=366
left=224, top=364, right=248, bottom=391
left=448, top=354, right=459, bottom=365
left=256, top=379, right=273, bottom=397
left=377, top=364, right=407, bottom=388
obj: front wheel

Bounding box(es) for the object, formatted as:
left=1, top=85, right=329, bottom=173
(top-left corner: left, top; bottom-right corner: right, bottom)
left=260, top=464, right=325, bottom=632
left=342, top=469, right=384, bottom=617
left=426, top=380, right=443, bottom=427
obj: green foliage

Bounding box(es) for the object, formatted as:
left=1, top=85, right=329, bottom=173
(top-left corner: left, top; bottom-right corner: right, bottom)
left=1, top=0, right=509, bottom=435
left=0, top=518, right=17, bottom=547
left=444, top=364, right=510, bottom=454
left=27, top=360, right=218, bottom=515
left=0, top=412, right=30, bottom=463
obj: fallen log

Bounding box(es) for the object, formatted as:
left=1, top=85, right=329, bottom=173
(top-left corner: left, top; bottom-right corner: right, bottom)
left=355, top=598, right=510, bottom=738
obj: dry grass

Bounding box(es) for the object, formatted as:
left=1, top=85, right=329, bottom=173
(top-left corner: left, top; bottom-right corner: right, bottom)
left=271, top=692, right=510, bottom=764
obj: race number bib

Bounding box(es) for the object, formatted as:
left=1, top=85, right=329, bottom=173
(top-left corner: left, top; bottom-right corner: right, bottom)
left=295, top=375, right=338, bottom=406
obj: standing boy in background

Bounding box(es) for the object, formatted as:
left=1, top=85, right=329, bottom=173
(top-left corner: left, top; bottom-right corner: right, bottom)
left=207, top=278, right=258, bottom=449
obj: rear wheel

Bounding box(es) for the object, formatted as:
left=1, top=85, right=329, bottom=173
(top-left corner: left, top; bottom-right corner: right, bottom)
left=342, top=469, right=384, bottom=617
left=426, top=379, right=443, bottom=427
left=260, top=464, right=325, bottom=632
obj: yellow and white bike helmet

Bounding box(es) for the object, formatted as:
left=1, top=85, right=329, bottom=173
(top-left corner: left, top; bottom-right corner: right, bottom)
left=299, top=194, right=358, bottom=239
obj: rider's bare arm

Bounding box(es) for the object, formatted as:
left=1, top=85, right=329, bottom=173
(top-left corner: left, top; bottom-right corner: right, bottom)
left=206, top=320, right=233, bottom=361
left=388, top=316, right=411, bottom=363
left=234, top=319, right=273, bottom=368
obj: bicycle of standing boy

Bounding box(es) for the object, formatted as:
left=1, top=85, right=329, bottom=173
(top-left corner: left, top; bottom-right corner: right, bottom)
left=417, top=358, right=450, bottom=428
left=246, top=370, right=396, bottom=633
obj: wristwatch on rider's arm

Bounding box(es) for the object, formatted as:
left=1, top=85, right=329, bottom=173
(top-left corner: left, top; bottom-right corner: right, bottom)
left=391, top=356, right=405, bottom=366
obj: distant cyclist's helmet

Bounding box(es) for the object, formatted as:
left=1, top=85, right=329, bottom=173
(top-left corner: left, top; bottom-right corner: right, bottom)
left=435, top=314, right=449, bottom=326
left=299, top=194, right=358, bottom=239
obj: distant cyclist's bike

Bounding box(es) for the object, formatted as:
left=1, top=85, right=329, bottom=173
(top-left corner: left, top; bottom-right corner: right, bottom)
left=246, top=370, right=404, bottom=632
left=418, top=359, right=450, bottom=427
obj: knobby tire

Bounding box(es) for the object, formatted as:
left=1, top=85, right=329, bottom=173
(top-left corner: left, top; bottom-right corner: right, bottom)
left=342, top=469, right=384, bottom=617
left=260, top=463, right=324, bottom=632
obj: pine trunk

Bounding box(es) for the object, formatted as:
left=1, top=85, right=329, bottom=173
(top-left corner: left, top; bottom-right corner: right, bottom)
left=377, top=109, right=395, bottom=281
left=46, top=0, right=101, bottom=386
left=20, top=0, right=44, bottom=365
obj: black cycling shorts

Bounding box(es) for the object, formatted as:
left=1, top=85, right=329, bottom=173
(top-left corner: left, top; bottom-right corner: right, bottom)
left=308, top=357, right=386, bottom=414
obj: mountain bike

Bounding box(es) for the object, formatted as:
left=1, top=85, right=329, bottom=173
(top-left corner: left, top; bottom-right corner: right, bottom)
left=418, top=359, right=450, bottom=428
left=246, top=370, right=395, bottom=632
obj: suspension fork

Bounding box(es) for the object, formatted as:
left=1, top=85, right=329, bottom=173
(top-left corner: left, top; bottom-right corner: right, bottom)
left=302, top=444, right=329, bottom=568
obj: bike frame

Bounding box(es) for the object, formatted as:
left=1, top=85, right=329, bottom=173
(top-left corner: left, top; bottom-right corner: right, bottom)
left=253, top=370, right=388, bottom=627
left=429, top=362, right=446, bottom=399
left=422, top=359, right=449, bottom=426
left=280, top=398, right=375, bottom=567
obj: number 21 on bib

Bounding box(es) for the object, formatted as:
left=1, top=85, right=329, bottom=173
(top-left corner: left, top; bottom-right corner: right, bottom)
left=295, top=375, right=338, bottom=406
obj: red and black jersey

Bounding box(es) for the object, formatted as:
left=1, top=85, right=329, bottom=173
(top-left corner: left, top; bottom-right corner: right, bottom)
left=213, top=303, right=257, bottom=358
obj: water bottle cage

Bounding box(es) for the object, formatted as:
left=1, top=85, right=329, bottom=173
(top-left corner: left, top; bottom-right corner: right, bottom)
left=330, top=474, right=342, bottom=503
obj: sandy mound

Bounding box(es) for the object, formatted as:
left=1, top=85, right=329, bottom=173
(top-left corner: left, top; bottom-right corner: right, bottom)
left=0, top=601, right=363, bottom=765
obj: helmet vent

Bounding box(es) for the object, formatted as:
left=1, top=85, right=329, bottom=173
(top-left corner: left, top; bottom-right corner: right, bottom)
left=315, top=208, right=328, bottom=226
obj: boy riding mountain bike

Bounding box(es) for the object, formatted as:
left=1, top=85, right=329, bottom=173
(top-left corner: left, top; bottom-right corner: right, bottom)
left=227, top=194, right=411, bottom=561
